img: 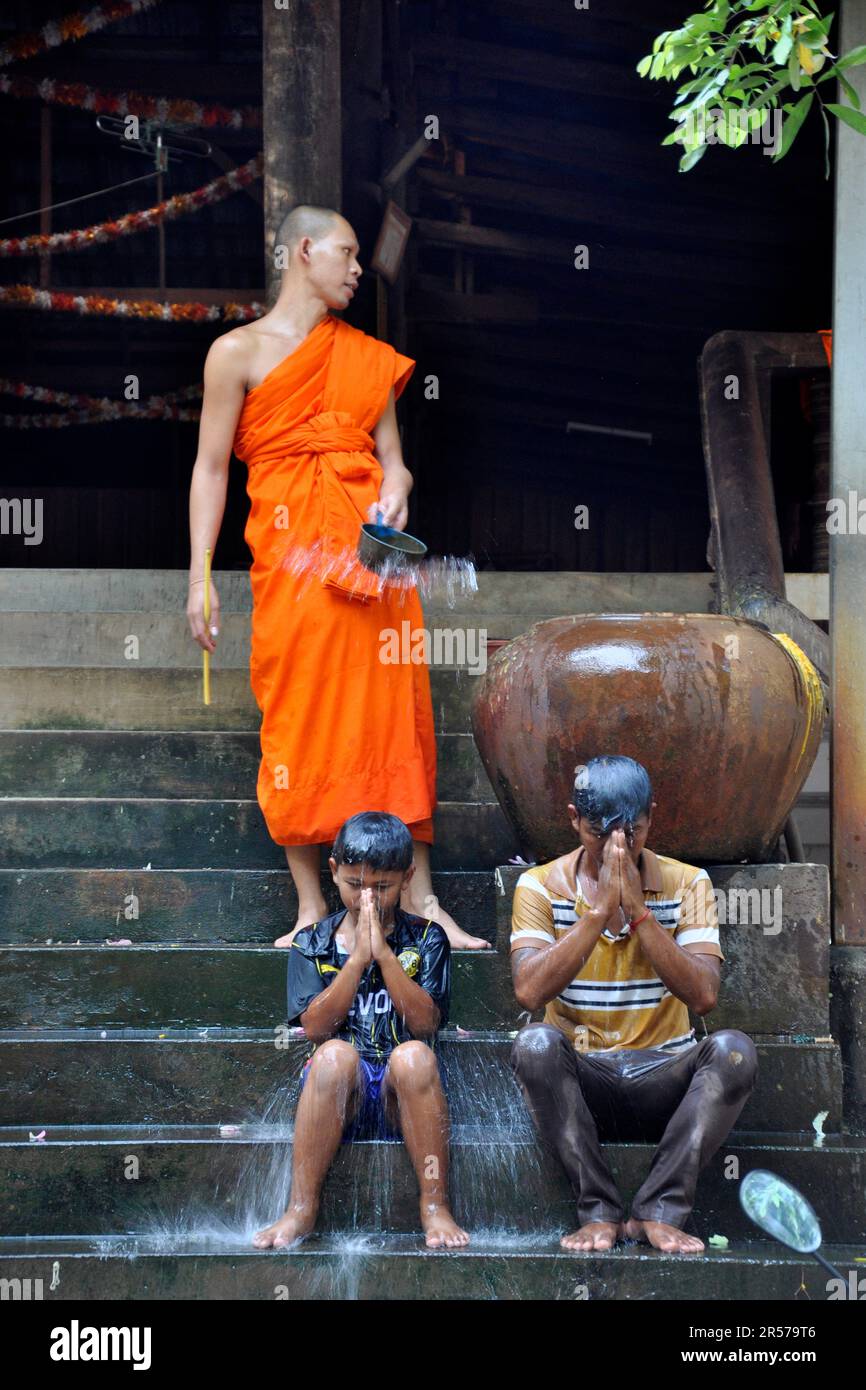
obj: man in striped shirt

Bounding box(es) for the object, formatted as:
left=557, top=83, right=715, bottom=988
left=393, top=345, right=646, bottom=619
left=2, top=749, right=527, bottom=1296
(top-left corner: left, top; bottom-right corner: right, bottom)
left=510, top=755, right=757, bottom=1255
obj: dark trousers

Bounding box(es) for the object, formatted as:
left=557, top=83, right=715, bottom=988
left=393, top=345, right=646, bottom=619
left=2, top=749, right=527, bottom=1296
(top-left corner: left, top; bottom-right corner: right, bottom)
left=511, top=1022, right=758, bottom=1230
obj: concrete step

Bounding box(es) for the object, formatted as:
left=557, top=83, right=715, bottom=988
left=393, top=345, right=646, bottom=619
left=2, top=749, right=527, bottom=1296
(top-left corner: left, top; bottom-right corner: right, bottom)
left=0, top=869, right=498, bottom=943
left=0, top=567, right=828, bottom=621
left=2, top=1125, right=863, bottom=1242
left=0, top=946, right=516, bottom=1031
left=0, top=726, right=828, bottom=866
left=0, top=667, right=478, bottom=732
left=0, top=569, right=716, bottom=615
left=0, top=612, right=512, bottom=669
left=0, top=726, right=824, bottom=841
left=0, top=937, right=830, bottom=1039
left=0, top=1031, right=843, bottom=1131
left=0, top=1233, right=857, bottom=1300
left=0, top=797, right=518, bottom=872
left=0, top=729, right=494, bottom=803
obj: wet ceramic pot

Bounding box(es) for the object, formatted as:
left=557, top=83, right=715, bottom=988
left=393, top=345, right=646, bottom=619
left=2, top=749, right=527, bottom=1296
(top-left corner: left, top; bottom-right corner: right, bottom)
left=470, top=613, right=825, bottom=863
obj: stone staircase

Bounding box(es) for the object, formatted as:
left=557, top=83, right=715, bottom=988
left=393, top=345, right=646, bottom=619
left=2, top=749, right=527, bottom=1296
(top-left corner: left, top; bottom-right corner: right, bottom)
left=0, top=568, right=858, bottom=1301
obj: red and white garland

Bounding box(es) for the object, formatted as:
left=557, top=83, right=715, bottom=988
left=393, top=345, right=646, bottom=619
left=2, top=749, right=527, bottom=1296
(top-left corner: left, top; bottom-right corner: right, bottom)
left=0, top=154, right=263, bottom=257
left=0, top=284, right=265, bottom=322
left=1, top=404, right=200, bottom=427
left=1, top=378, right=201, bottom=407
left=0, top=1, right=163, bottom=68
left=0, top=72, right=262, bottom=129
left=0, top=378, right=202, bottom=428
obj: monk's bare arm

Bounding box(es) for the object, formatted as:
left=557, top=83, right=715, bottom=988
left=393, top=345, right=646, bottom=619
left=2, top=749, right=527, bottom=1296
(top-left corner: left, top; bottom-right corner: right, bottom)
left=187, top=334, right=248, bottom=651
left=371, top=387, right=413, bottom=530
left=511, top=910, right=608, bottom=1012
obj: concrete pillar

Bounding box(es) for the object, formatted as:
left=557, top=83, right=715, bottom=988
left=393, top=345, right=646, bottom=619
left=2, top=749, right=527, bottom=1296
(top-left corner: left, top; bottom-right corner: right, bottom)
left=831, top=0, right=866, bottom=1133
left=262, top=0, right=342, bottom=306
left=830, top=0, right=866, bottom=946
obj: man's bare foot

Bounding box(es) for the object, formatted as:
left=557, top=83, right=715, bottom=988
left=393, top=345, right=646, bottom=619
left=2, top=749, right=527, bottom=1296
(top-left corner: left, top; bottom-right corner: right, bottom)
left=273, top=902, right=326, bottom=949
left=560, top=1219, right=622, bottom=1252
left=421, top=1205, right=470, bottom=1249
left=252, top=1205, right=317, bottom=1249
left=442, top=925, right=492, bottom=951
left=623, top=1217, right=704, bottom=1254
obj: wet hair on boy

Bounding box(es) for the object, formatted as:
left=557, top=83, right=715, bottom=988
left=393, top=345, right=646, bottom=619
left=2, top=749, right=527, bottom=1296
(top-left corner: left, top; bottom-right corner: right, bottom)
left=330, top=810, right=414, bottom=873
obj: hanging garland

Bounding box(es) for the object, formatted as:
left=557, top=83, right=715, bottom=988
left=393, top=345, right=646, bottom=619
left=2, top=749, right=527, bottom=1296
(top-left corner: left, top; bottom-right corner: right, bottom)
left=0, top=153, right=263, bottom=257
left=0, top=72, right=262, bottom=128
left=0, top=0, right=164, bottom=68
left=0, top=376, right=202, bottom=427
left=0, top=378, right=201, bottom=407
left=2, top=403, right=200, bottom=428
left=0, top=284, right=265, bottom=321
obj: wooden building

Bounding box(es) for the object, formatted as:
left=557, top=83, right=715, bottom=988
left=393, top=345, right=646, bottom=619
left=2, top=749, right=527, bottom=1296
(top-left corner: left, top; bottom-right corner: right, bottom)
left=0, top=0, right=833, bottom=574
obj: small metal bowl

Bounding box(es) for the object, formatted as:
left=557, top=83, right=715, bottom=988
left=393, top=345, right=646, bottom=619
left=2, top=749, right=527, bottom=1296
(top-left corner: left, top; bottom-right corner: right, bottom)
left=358, top=520, right=428, bottom=573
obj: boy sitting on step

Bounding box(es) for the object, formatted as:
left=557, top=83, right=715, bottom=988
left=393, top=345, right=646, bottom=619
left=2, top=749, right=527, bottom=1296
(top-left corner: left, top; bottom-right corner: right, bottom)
left=253, top=810, right=469, bottom=1251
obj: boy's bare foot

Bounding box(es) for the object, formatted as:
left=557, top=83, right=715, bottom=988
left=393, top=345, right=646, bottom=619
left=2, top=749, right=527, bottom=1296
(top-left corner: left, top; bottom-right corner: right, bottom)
left=442, top=925, right=492, bottom=951
left=560, top=1219, right=622, bottom=1252
left=252, top=1205, right=317, bottom=1249
left=273, top=902, right=326, bottom=949
left=623, top=1217, right=704, bottom=1253
left=421, top=1205, right=470, bottom=1249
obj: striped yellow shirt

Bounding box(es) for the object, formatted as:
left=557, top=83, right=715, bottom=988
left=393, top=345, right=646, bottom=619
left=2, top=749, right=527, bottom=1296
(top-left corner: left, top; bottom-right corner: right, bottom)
left=510, top=845, right=723, bottom=1053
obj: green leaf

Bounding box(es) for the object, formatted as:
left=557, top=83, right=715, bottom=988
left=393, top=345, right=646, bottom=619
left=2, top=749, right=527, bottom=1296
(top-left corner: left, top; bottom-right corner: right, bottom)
left=788, top=52, right=801, bottom=91
left=680, top=143, right=709, bottom=171
left=826, top=101, right=866, bottom=135
left=773, top=34, right=793, bottom=64
left=836, top=71, right=862, bottom=110
left=773, top=90, right=814, bottom=158
left=819, top=102, right=831, bottom=179
left=836, top=44, right=866, bottom=71
left=637, top=54, right=653, bottom=77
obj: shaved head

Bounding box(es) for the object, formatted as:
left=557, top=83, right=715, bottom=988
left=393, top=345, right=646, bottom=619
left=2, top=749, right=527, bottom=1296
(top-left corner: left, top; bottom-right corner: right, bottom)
left=270, top=204, right=361, bottom=306
left=275, top=204, right=343, bottom=256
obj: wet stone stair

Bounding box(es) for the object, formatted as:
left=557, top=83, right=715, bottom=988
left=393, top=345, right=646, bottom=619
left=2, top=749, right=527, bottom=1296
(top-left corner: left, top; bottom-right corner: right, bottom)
left=0, top=569, right=856, bottom=1300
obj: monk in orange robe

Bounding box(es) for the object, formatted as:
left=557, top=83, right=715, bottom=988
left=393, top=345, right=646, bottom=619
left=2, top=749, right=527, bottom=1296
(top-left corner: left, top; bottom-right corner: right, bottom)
left=187, top=205, right=488, bottom=950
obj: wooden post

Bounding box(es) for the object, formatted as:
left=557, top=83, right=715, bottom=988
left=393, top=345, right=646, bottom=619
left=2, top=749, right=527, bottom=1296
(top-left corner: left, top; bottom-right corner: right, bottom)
left=39, top=107, right=52, bottom=290
left=262, top=0, right=342, bottom=307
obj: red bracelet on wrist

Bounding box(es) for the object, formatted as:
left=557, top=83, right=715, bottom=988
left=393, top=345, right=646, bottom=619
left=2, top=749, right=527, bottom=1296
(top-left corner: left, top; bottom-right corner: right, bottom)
left=628, top=908, right=651, bottom=934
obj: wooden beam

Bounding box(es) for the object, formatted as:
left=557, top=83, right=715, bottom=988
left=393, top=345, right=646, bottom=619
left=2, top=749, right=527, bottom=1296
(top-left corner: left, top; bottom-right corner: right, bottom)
left=415, top=166, right=788, bottom=248
left=412, top=33, right=656, bottom=104
left=413, top=217, right=772, bottom=289
left=411, top=286, right=539, bottom=324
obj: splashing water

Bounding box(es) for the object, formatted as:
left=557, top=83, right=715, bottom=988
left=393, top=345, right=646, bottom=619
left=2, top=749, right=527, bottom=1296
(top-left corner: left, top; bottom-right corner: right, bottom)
left=87, top=1040, right=565, bottom=1266
left=279, top=536, right=478, bottom=608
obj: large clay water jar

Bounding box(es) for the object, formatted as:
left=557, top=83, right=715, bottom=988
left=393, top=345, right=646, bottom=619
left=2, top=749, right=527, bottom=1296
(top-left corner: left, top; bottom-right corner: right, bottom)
left=471, top=613, right=825, bottom=863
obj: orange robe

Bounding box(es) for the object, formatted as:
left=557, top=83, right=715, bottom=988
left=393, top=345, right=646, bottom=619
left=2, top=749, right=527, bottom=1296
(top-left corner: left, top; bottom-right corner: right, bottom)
left=232, top=313, right=437, bottom=847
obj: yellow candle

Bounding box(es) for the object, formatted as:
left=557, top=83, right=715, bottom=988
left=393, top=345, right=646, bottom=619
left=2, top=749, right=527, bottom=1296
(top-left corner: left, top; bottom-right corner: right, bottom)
left=202, top=548, right=212, bottom=706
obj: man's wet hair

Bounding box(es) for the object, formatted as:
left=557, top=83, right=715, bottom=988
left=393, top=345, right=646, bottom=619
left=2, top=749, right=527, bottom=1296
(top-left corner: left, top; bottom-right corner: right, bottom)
left=274, top=204, right=342, bottom=257
left=572, top=755, right=652, bottom=835
left=331, top=811, right=414, bottom=872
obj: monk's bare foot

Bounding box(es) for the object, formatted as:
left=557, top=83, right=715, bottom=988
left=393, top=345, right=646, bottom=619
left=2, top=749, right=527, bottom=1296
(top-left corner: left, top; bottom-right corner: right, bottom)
left=422, top=1205, right=470, bottom=1249
left=274, top=903, right=326, bottom=949
left=441, top=925, right=492, bottom=951
left=560, top=1219, right=622, bottom=1252
left=624, top=1217, right=704, bottom=1254
left=252, top=1205, right=317, bottom=1249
